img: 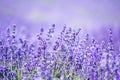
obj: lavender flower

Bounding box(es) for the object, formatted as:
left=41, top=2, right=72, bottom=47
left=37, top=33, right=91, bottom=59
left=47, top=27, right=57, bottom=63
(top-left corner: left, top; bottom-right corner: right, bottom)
left=0, top=25, right=119, bottom=80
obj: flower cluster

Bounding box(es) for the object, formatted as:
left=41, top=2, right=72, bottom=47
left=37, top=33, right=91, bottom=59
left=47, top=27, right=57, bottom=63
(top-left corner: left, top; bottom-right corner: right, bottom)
left=0, top=25, right=120, bottom=80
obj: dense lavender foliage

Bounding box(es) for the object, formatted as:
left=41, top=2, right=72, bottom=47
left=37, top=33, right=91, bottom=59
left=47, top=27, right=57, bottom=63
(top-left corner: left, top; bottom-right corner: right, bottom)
left=0, top=25, right=120, bottom=80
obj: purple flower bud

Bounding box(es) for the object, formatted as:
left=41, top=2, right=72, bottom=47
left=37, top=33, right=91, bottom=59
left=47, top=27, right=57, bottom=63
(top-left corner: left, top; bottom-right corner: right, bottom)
left=8, top=71, right=17, bottom=80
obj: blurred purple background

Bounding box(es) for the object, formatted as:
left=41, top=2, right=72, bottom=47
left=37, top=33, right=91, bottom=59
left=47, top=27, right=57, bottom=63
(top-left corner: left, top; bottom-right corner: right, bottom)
left=0, top=0, right=120, bottom=42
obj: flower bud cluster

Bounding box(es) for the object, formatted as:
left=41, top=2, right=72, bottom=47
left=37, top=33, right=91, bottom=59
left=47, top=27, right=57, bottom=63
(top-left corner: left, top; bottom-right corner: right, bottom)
left=0, top=25, right=119, bottom=80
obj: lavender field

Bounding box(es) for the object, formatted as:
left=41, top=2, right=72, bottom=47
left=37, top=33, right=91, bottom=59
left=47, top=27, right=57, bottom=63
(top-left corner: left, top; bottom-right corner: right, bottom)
left=0, top=25, right=119, bottom=80
left=0, top=0, right=120, bottom=80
